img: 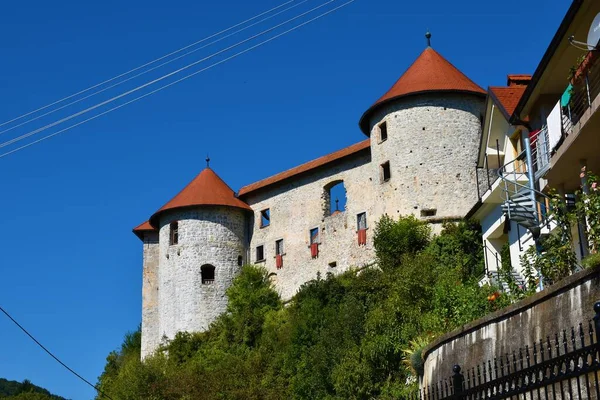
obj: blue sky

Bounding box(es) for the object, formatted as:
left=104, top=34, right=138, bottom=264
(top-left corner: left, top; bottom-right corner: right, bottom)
left=0, top=0, right=572, bottom=398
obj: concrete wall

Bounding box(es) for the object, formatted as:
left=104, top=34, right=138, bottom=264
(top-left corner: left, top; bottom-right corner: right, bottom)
left=422, top=266, right=600, bottom=387
left=143, top=207, right=247, bottom=357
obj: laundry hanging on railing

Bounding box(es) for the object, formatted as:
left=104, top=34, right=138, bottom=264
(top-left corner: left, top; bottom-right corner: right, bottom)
left=561, top=84, right=573, bottom=107
left=547, top=101, right=563, bottom=152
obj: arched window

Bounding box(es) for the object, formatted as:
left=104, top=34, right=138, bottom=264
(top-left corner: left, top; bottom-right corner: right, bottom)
left=201, top=264, right=215, bottom=284
left=323, top=180, right=347, bottom=217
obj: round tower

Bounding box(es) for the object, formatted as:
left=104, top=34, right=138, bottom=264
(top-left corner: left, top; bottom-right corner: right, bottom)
left=146, top=163, right=251, bottom=351
left=358, top=37, right=486, bottom=223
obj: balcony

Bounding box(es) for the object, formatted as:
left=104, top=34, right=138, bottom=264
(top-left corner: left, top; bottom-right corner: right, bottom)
left=540, top=51, right=600, bottom=191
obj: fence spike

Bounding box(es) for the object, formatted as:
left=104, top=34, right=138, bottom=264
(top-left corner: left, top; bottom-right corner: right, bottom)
left=444, top=379, right=449, bottom=398
left=589, top=319, right=594, bottom=347
left=571, top=326, right=577, bottom=351
left=533, top=342, right=538, bottom=365
left=499, top=356, right=504, bottom=377
left=525, top=345, right=531, bottom=368
left=506, top=353, right=512, bottom=374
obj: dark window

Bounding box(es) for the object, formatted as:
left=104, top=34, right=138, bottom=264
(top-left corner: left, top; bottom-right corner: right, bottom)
left=201, top=264, right=215, bottom=284
left=169, top=221, right=179, bottom=245
left=421, top=209, right=437, bottom=217
left=237, top=256, right=243, bottom=266
left=379, top=121, right=388, bottom=142
left=260, top=209, right=271, bottom=228
left=357, top=212, right=367, bottom=230
left=328, top=261, right=337, bottom=268
left=310, top=228, right=319, bottom=244
left=381, top=162, right=391, bottom=182
left=256, top=245, right=265, bottom=262
left=276, top=239, right=284, bottom=255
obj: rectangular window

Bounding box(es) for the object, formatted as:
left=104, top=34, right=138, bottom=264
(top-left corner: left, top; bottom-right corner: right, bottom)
left=381, top=161, right=391, bottom=182
left=357, top=212, right=367, bottom=230
left=256, top=245, right=265, bottom=262
left=169, top=221, right=179, bottom=245
left=276, top=239, right=284, bottom=255
left=379, top=121, right=388, bottom=142
left=260, top=209, right=271, bottom=228
left=421, top=209, right=437, bottom=217
left=310, top=228, right=319, bottom=244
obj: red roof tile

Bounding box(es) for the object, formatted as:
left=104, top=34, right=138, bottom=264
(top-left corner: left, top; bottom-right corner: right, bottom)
left=489, top=86, right=527, bottom=118
left=506, top=74, right=532, bottom=86
left=238, top=139, right=371, bottom=197
left=133, top=220, right=156, bottom=240
left=359, top=47, right=486, bottom=134
left=149, top=168, right=252, bottom=228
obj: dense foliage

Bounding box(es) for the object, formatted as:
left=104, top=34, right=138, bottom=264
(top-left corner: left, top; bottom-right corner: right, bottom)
left=0, top=378, right=65, bottom=400
left=97, top=216, right=505, bottom=399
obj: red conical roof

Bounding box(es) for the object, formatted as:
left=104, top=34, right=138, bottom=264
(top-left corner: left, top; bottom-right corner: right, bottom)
left=149, top=168, right=252, bottom=228
left=359, top=47, right=486, bottom=134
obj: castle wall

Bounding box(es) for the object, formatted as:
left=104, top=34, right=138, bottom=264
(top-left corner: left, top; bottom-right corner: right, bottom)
left=241, top=150, right=377, bottom=300
left=140, top=232, right=159, bottom=358
left=367, top=93, right=485, bottom=221
left=151, top=207, right=246, bottom=355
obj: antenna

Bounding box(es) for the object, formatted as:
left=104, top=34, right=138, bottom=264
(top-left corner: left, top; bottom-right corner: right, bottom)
left=569, top=13, right=600, bottom=51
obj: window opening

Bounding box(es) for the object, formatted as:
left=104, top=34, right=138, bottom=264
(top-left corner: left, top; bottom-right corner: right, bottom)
left=260, top=209, right=271, bottom=228
left=256, top=245, right=265, bottom=262
left=276, top=239, right=284, bottom=255
left=323, top=180, right=347, bottom=217
left=421, top=209, right=437, bottom=217
left=169, top=221, right=179, bottom=245
left=379, top=121, right=388, bottom=142
left=381, top=162, right=391, bottom=182
left=328, top=261, right=337, bottom=268
left=201, top=264, right=215, bottom=285
left=237, top=256, right=243, bottom=266
left=357, top=212, right=367, bottom=230
left=310, top=228, right=319, bottom=244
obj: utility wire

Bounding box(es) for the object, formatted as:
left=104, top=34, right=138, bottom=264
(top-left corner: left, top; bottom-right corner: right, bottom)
left=0, top=0, right=296, bottom=129
left=0, top=0, right=355, bottom=159
left=0, top=0, right=337, bottom=150
left=0, top=0, right=311, bottom=137
left=0, top=305, right=114, bottom=400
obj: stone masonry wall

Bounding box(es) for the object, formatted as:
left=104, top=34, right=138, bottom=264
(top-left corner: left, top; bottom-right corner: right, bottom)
left=241, top=150, right=377, bottom=300
left=153, top=207, right=247, bottom=352
left=367, top=93, right=485, bottom=221
left=141, top=232, right=159, bottom=359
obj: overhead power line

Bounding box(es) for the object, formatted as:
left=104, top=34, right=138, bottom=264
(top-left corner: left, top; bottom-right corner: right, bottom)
left=0, top=0, right=338, bottom=151
left=0, top=305, right=114, bottom=400
left=0, top=0, right=311, bottom=137
left=0, top=0, right=356, bottom=159
left=0, top=0, right=297, bottom=130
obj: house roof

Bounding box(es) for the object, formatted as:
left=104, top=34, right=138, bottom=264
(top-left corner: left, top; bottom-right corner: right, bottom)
left=238, top=139, right=371, bottom=197
left=133, top=221, right=156, bottom=240
left=489, top=86, right=528, bottom=119
left=149, top=167, right=252, bottom=228
left=359, top=47, right=486, bottom=134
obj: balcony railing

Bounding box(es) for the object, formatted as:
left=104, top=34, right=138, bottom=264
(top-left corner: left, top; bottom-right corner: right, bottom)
left=562, top=51, right=600, bottom=135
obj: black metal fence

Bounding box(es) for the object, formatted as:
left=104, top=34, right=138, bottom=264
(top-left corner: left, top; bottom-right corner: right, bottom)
left=417, top=302, right=600, bottom=400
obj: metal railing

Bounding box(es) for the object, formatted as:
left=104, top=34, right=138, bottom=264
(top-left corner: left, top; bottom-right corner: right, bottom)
left=563, top=52, right=600, bottom=136
left=417, top=301, right=600, bottom=400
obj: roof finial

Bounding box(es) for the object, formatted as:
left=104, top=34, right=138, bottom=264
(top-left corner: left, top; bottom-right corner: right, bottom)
left=425, top=30, right=432, bottom=47
left=206, top=154, right=211, bottom=168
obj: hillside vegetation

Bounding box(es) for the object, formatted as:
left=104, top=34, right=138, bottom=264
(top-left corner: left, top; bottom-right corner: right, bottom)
left=0, top=378, right=66, bottom=400
left=97, top=216, right=508, bottom=399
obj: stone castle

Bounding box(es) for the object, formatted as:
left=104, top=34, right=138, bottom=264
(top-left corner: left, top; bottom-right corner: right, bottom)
left=133, top=43, right=487, bottom=358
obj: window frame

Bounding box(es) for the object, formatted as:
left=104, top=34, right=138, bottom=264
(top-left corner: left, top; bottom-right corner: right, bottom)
left=378, top=121, right=388, bottom=143
left=169, top=221, right=179, bottom=245
left=275, top=239, right=284, bottom=256
left=255, top=245, right=266, bottom=262
left=201, top=264, right=216, bottom=285
left=381, top=161, right=391, bottom=183
left=309, top=227, right=320, bottom=245
left=357, top=212, right=368, bottom=230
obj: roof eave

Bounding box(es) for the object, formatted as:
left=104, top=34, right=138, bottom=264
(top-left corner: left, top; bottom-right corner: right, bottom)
left=359, top=89, right=487, bottom=135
